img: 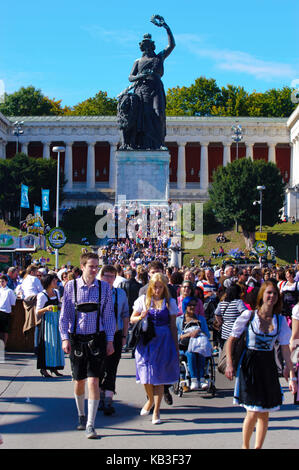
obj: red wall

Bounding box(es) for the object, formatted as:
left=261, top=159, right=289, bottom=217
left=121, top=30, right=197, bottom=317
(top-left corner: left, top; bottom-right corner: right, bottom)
left=186, top=144, right=201, bottom=182
left=95, top=143, right=110, bottom=182
left=6, top=142, right=16, bottom=158
left=253, top=144, right=268, bottom=162
left=209, top=145, right=223, bottom=182
left=72, top=143, right=87, bottom=182
left=167, top=143, right=178, bottom=182
left=276, top=145, right=291, bottom=183
left=28, top=142, right=43, bottom=159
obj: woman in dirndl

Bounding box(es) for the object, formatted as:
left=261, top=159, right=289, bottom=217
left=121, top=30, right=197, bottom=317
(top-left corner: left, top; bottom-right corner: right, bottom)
left=290, top=300, right=299, bottom=404
left=36, top=273, right=65, bottom=378
left=130, top=273, right=179, bottom=424
left=225, top=281, right=297, bottom=449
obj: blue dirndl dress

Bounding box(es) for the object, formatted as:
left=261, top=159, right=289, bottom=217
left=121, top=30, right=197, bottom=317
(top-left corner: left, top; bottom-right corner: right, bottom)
left=36, top=291, right=65, bottom=371
left=135, top=302, right=179, bottom=385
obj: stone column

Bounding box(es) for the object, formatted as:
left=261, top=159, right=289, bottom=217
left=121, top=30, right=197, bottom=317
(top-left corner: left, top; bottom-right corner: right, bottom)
left=246, top=142, right=254, bottom=160
left=294, top=139, right=299, bottom=186
left=223, top=142, right=231, bottom=166
left=268, top=143, right=276, bottom=164
left=177, top=142, right=186, bottom=189
left=21, top=142, right=28, bottom=155
left=109, top=142, right=117, bottom=189
left=86, top=142, right=96, bottom=189
left=0, top=140, right=6, bottom=159
left=64, top=142, right=73, bottom=190
left=289, top=142, right=294, bottom=187
left=200, top=142, right=209, bottom=190
left=43, top=142, right=51, bottom=159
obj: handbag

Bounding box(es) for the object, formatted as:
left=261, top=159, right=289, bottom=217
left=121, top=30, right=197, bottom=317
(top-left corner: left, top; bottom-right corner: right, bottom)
left=188, top=333, right=212, bottom=357
left=218, top=310, right=255, bottom=375
left=217, top=332, right=247, bottom=375
left=178, top=321, right=200, bottom=351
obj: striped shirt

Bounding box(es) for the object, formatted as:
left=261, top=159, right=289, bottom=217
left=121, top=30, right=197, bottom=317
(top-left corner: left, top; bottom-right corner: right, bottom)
left=197, top=280, right=218, bottom=299
left=215, top=299, right=247, bottom=340
left=59, top=277, right=115, bottom=341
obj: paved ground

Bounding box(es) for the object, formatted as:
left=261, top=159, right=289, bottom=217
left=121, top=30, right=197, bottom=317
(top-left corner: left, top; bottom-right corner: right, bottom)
left=0, top=350, right=298, bottom=451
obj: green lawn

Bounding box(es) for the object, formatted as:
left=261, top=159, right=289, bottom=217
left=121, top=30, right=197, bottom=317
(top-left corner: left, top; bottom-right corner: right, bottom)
left=0, top=219, right=298, bottom=269
left=182, top=222, right=299, bottom=266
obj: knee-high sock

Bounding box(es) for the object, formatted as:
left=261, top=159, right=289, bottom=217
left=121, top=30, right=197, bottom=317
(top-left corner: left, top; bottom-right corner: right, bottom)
left=74, top=393, right=85, bottom=417
left=87, top=399, right=99, bottom=427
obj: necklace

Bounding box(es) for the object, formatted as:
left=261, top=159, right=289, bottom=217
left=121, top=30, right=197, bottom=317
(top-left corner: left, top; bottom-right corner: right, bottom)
left=152, top=298, right=163, bottom=310
left=258, top=310, right=274, bottom=333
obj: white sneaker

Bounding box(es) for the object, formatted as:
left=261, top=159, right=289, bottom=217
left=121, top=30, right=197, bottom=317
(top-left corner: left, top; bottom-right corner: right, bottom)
left=190, top=378, right=199, bottom=391
left=199, top=380, right=209, bottom=390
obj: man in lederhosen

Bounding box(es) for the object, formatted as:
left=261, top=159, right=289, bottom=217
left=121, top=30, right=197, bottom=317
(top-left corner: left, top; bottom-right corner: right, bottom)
left=98, top=265, right=129, bottom=415
left=59, top=252, right=115, bottom=439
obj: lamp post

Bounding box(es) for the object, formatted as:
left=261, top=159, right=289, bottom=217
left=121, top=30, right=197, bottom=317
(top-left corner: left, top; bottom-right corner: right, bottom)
left=13, top=121, right=24, bottom=154
left=231, top=124, right=243, bottom=160
left=52, top=146, right=65, bottom=269
left=253, top=185, right=266, bottom=232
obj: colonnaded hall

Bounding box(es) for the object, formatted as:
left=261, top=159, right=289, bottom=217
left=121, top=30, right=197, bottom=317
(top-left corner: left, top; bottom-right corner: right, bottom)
left=0, top=105, right=298, bottom=217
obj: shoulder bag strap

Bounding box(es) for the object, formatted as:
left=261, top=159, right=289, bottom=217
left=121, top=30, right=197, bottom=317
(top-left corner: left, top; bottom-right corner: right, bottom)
left=96, top=280, right=102, bottom=333
left=73, top=279, right=78, bottom=334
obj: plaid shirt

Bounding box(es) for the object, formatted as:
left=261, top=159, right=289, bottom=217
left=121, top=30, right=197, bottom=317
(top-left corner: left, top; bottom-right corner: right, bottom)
left=59, top=277, right=115, bottom=341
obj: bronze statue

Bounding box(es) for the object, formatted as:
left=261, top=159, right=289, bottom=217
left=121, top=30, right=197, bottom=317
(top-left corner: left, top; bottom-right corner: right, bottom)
left=117, top=15, right=175, bottom=151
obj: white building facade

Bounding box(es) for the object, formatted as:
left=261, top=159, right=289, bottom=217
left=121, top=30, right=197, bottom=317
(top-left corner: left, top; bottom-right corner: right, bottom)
left=0, top=107, right=298, bottom=217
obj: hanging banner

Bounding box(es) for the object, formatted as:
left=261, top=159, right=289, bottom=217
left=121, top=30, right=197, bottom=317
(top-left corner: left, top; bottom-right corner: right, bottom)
left=34, top=205, right=41, bottom=216
left=41, top=189, right=50, bottom=212
left=20, top=184, right=29, bottom=209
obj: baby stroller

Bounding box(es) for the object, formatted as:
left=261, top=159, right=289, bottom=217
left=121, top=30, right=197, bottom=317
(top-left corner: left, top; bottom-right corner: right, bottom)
left=173, top=320, right=217, bottom=397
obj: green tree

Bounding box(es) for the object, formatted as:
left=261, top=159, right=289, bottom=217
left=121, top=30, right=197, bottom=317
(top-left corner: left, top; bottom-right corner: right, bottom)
left=71, top=91, right=117, bottom=116
left=166, top=78, right=297, bottom=117
left=211, top=84, right=249, bottom=116
left=247, top=87, right=296, bottom=117
left=208, top=158, right=285, bottom=248
left=0, top=86, right=72, bottom=116
left=166, top=77, right=222, bottom=116
left=0, top=86, right=54, bottom=116
left=0, top=153, right=65, bottom=222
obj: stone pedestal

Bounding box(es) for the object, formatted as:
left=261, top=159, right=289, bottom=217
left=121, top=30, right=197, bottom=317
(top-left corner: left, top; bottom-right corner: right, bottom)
left=115, top=150, right=170, bottom=204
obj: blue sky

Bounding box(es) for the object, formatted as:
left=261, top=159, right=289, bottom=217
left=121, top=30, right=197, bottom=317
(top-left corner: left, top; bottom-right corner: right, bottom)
left=1, top=0, right=298, bottom=107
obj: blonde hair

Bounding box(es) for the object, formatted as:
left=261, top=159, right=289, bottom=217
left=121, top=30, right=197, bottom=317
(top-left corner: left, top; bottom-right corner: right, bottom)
left=145, top=273, right=170, bottom=310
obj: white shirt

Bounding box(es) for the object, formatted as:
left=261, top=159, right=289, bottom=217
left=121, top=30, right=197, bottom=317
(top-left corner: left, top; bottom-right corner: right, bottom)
left=113, top=275, right=127, bottom=288
left=21, top=275, right=43, bottom=298
left=36, top=289, right=60, bottom=320
left=292, top=304, right=299, bottom=321
left=231, top=310, right=291, bottom=346
left=133, top=295, right=178, bottom=316
left=0, top=287, right=16, bottom=313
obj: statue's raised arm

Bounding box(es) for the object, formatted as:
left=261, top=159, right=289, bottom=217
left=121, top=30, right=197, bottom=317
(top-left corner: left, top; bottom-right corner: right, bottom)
left=150, top=15, right=175, bottom=59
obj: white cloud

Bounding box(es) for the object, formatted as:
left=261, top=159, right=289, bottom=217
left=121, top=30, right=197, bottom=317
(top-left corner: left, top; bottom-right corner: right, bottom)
left=176, top=33, right=297, bottom=81
left=81, top=25, right=139, bottom=45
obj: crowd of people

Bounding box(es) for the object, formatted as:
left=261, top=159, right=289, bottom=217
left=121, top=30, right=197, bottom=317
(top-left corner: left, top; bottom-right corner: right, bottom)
left=0, top=244, right=299, bottom=448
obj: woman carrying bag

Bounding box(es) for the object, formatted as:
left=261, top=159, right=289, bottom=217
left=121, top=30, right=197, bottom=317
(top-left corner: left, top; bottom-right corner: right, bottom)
left=225, top=281, right=297, bottom=449
left=130, top=273, right=179, bottom=425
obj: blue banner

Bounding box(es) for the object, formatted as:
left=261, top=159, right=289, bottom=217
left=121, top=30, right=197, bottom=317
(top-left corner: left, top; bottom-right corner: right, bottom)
left=41, top=189, right=50, bottom=212
left=34, top=205, right=41, bottom=216
left=20, top=184, right=29, bottom=209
